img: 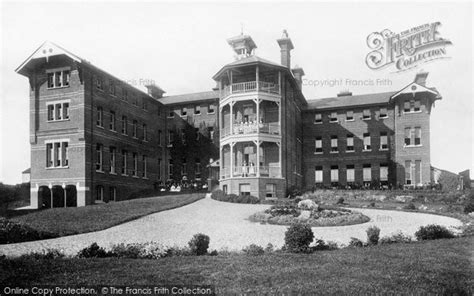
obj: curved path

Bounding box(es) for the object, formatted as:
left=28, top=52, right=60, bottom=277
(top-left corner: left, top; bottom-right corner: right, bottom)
left=0, top=196, right=463, bottom=257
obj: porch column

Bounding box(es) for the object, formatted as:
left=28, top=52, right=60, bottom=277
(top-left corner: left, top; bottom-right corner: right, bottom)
left=49, top=183, right=53, bottom=208
left=256, top=141, right=261, bottom=177
left=277, top=102, right=281, bottom=134
left=256, top=99, right=260, bottom=125
left=219, top=105, right=223, bottom=137
left=63, top=183, right=67, bottom=208
left=219, top=146, right=223, bottom=178
left=230, top=70, right=233, bottom=93
left=230, top=102, right=234, bottom=135
left=256, top=65, right=259, bottom=89
left=278, top=71, right=282, bottom=95
left=230, top=142, right=234, bottom=178
left=278, top=141, right=282, bottom=178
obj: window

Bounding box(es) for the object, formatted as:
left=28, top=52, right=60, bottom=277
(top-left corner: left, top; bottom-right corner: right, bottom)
left=194, top=105, right=201, bottom=115
left=168, top=159, right=173, bottom=176
left=96, top=107, right=103, bottom=127
left=330, top=136, right=338, bottom=153
left=121, top=116, right=128, bottom=135
left=208, top=104, right=215, bottom=114
left=314, top=113, right=322, bottom=124
left=121, top=150, right=128, bottom=175
left=330, top=112, right=338, bottom=122
left=142, top=100, right=148, bottom=111
left=346, top=165, right=355, bottom=182
left=46, top=141, right=69, bottom=168
left=315, top=166, right=323, bottom=184
left=404, top=100, right=421, bottom=113
left=404, top=127, right=412, bottom=146
left=195, top=128, right=200, bottom=141
left=109, top=80, right=115, bottom=96
left=363, top=133, right=371, bottom=151
left=47, top=69, right=70, bottom=89
left=132, top=153, right=138, bottom=177
left=404, top=100, right=411, bottom=113
left=132, top=95, right=138, bottom=106
left=415, top=160, right=422, bottom=185
left=132, top=120, right=138, bottom=138
left=379, top=107, right=388, bottom=119
left=109, top=111, right=116, bottom=131
left=362, top=109, right=371, bottom=120
left=109, top=187, right=116, bottom=202
left=181, top=158, right=187, bottom=176
left=157, top=158, right=162, bottom=180
left=168, top=131, right=174, bottom=146
left=239, top=183, right=251, bottom=196
left=414, top=100, right=421, bottom=112
left=346, top=134, right=354, bottom=152
left=143, top=124, right=148, bottom=141
left=96, top=144, right=103, bottom=171
left=142, top=155, right=147, bottom=178
left=315, top=137, right=322, bottom=153
left=380, top=132, right=388, bottom=150
left=158, top=130, right=162, bottom=146
left=181, top=107, right=187, bottom=117
left=208, top=127, right=215, bottom=141
left=109, top=147, right=116, bottom=174
left=96, top=76, right=103, bottom=90
left=405, top=160, right=412, bottom=185
left=380, top=163, right=388, bottom=181
left=331, top=165, right=339, bottom=182
left=346, top=110, right=354, bottom=121
left=95, top=185, right=104, bottom=202
left=168, top=110, right=175, bottom=118
left=223, top=185, right=228, bottom=194
left=195, top=159, right=201, bottom=177
left=122, top=89, right=128, bottom=101
left=266, top=183, right=276, bottom=198
left=363, top=164, right=371, bottom=181
left=415, top=127, right=421, bottom=145
left=47, top=101, right=70, bottom=121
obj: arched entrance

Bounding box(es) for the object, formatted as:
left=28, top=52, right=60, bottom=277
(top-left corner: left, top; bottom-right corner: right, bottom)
left=65, top=185, right=77, bottom=207
left=52, top=185, right=64, bottom=208
left=38, top=186, right=51, bottom=209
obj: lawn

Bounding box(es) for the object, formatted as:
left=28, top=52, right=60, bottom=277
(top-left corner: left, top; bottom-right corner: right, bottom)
left=7, top=193, right=204, bottom=237
left=1, top=236, right=472, bottom=294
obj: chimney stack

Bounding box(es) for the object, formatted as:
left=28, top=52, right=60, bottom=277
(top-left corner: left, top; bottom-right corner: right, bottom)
left=145, top=84, right=165, bottom=99
left=337, top=90, right=352, bottom=97
left=291, top=66, right=305, bottom=90
left=277, top=30, right=294, bottom=68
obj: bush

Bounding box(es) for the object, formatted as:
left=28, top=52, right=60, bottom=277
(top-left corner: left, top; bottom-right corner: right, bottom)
left=379, top=232, right=412, bottom=244
left=188, top=233, right=210, bottom=255
left=404, top=202, right=416, bottom=210
left=336, top=197, right=345, bottom=205
left=0, top=218, right=57, bottom=244
left=77, top=243, right=110, bottom=258
left=348, top=237, right=364, bottom=247
left=109, top=243, right=167, bottom=259
left=366, top=226, right=380, bottom=245
left=265, top=243, right=274, bottom=253
left=265, top=204, right=299, bottom=217
left=211, top=190, right=260, bottom=204
left=297, top=199, right=318, bottom=211
left=210, top=189, right=226, bottom=201
left=19, top=249, right=65, bottom=260
left=164, top=246, right=192, bottom=257
left=312, top=239, right=339, bottom=251
left=464, top=201, right=474, bottom=214
left=242, top=244, right=265, bottom=256
left=284, top=223, right=314, bottom=253
left=368, top=202, right=376, bottom=208
left=414, top=224, right=455, bottom=241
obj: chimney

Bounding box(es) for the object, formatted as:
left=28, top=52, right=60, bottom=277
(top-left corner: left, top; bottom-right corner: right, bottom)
left=291, top=66, right=305, bottom=90
left=414, top=71, right=429, bottom=86
left=277, top=30, right=294, bottom=68
left=145, top=84, right=165, bottom=99
left=337, top=90, right=352, bottom=97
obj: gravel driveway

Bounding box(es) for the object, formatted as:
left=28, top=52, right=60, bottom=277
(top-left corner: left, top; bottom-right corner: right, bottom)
left=0, top=195, right=463, bottom=257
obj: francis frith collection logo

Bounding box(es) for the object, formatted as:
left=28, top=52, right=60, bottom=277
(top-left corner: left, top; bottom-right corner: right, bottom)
left=365, top=22, right=452, bottom=72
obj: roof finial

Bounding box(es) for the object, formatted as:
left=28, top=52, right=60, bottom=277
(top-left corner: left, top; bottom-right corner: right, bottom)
left=282, top=29, right=289, bottom=38
left=240, top=22, right=244, bottom=35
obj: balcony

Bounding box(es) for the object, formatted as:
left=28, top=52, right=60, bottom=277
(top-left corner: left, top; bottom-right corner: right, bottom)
left=220, top=165, right=281, bottom=179
left=222, top=81, right=280, bottom=98
left=220, top=122, right=280, bottom=138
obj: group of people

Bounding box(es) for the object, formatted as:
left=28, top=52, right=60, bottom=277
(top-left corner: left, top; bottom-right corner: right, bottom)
left=239, top=161, right=256, bottom=177
left=161, top=181, right=208, bottom=192
left=233, top=119, right=264, bottom=134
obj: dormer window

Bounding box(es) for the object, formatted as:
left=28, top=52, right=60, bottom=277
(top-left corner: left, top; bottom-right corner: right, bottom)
left=404, top=100, right=421, bottom=113
left=47, top=69, right=70, bottom=89
left=346, top=110, right=354, bottom=121
left=414, top=100, right=421, bottom=112
left=379, top=108, right=388, bottom=119
left=330, top=112, right=338, bottom=123
left=314, top=113, right=322, bottom=124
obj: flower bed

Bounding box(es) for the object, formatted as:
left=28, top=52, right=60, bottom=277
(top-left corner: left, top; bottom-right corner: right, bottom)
left=249, top=201, right=370, bottom=227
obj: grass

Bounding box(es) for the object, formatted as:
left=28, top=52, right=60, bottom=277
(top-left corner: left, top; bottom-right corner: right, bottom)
left=7, top=193, right=204, bottom=237
left=1, top=236, right=472, bottom=294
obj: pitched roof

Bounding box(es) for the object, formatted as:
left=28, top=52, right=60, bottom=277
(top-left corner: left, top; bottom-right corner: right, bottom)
left=305, top=91, right=397, bottom=110
left=212, top=55, right=287, bottom=80
left=160, top=90, right=219, bottom=105
left=22, top=168, right=31, bottom=174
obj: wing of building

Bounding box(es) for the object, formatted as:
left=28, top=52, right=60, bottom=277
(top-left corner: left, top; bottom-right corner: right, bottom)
left=16, top=35, right=442, bottom=208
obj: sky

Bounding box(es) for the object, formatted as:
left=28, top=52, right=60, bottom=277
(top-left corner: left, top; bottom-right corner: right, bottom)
left=0, top=1, right=473, bottom=184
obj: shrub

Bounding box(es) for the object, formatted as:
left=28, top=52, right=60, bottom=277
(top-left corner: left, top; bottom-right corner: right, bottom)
left=209, top=250, right=218, bottom=256
left=210, top=189, right=226, bottom=201
left=368, top=202, right=376, bottom=208
left=366, top=226, right=380, bottom=245
left=297, top=199, right=318, bottom=211
left=312, top=239, right=339, bottom=251
left=242, top=244, right=265, bottom=256
left=164, top=246, right=192, bottom=257
left=404, top=202, right=416, bottom=210
left=464, top=201, right=474, bottom=214
left=286, top=186, right=302, bottom=199
left=211, top=190, right=259, bottom=204
left=265, top=243, right=274, bottom=253
left=348, top=237, right=364, bottom=247
left=414, top=224, right=455, bottom=241
left=284, top=223, right=314, bottom=253
left=110, top=243, right=142, bottom=258
left=77, top=243, right=109, bottom=258
left=0, top=218, right=57, bottom=244
left=336, top=197, right=344, bottom=205
left=379, top=232, right=412, bottom=244
left=265, top=204, right=299, bottom=217
left=188, top=233, right=210, bottom=255
left=19, top=248, right=65, bottom=260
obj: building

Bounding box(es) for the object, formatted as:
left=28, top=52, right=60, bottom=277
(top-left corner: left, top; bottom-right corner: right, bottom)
left=16, top=32, right=442, bottom=208
left=21, top=168, right=31, bottom=183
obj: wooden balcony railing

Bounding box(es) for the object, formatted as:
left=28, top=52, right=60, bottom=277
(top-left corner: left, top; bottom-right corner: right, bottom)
left=220, top=166, right=281, bottom=179
left=222, top=81, right=280, bottom=97
left=220, top=122, right=280, bottom=138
